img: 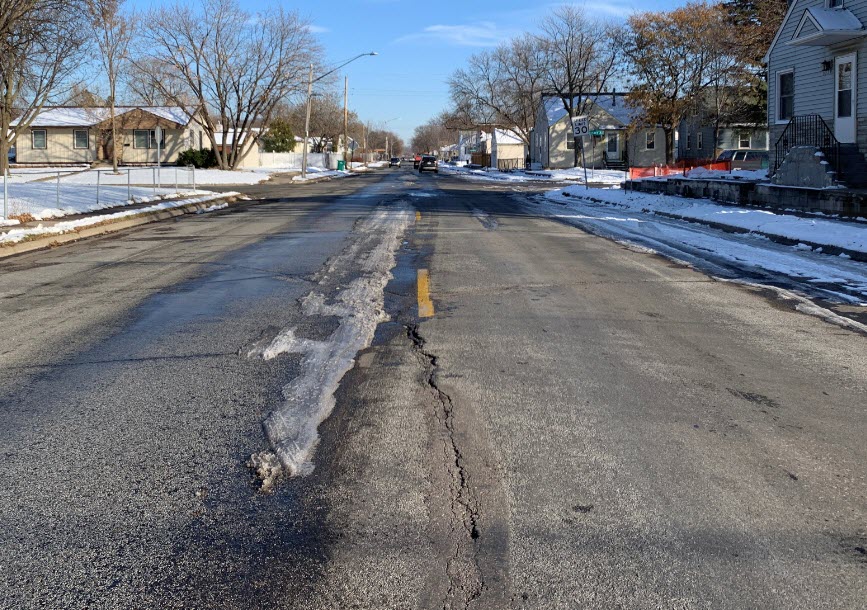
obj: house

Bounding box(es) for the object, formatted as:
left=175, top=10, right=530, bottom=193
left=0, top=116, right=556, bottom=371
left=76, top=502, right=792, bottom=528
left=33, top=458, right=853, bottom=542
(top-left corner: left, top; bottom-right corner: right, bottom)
left=11, top=106, right=204, bottom=166
left=677, top=92, right=769, bottom=162
left=764, top=0, right=867, bottom=187
left=531, top=93, right=666, bottom=170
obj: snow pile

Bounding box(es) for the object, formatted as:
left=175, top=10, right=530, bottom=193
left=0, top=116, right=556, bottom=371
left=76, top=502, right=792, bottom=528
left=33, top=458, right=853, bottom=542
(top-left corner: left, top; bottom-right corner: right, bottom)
left=684, top=168, right=768, bottom=181
left=537, top=187, right=867, bottom=304
left=248, top=204, right=412, bottom=486
left=439, top=163, right=626, bottom=185
left=291, top=166, right=352, bottom=182
left=0, top=192, right=238, bottom=245
left=547, top=187, right=867, bottom=254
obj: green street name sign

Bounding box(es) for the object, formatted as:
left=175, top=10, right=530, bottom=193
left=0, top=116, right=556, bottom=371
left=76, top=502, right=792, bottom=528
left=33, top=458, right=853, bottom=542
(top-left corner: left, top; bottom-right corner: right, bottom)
left=590, top=130, right=604, bottom=137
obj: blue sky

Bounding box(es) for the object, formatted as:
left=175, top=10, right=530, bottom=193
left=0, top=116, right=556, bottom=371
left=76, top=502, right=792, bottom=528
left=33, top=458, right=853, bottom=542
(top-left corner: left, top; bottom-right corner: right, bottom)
left=132, top=0, right=682, bottom=143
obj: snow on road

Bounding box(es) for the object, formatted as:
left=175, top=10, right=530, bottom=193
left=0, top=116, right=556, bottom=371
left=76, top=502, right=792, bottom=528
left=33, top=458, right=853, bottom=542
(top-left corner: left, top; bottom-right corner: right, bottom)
left=535, top=188, right=867, bottom=306
left=247, top=203, right=412, bottom=488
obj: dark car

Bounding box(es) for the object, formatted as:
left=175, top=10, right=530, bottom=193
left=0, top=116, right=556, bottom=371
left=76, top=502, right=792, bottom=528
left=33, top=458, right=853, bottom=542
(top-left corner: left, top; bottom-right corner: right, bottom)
left=716, top=149, right=769, bottom=171
left=389, top=157, right=401, bottom=168
left=418, top=155, right=438, bottom=173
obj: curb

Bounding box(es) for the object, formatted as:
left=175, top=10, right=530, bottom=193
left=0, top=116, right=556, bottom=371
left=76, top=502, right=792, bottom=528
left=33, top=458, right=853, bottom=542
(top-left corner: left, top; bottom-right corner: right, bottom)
left=562, top=193, right=866, bottom=264
left=0, top=195, right=240, bottom=260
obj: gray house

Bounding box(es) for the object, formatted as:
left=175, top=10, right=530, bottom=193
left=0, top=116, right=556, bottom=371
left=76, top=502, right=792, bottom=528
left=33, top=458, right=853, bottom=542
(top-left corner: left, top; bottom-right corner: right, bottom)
left=531, top=93, right=666, bottom=170
left=765, top=0, right=867, bottom=187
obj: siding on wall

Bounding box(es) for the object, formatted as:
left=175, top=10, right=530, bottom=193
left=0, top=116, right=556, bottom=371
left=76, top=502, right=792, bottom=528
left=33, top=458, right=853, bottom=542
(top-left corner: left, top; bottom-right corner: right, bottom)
left=767, top=0, right=867, bottom=167
left=16, top=128, right=96, bottom=164
left=16, top=127, right=190, bottom=165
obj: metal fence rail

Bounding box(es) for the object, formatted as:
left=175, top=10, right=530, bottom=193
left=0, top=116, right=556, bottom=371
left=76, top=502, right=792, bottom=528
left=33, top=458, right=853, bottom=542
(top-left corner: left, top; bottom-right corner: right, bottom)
left=2, top=165, right=197, bottom=220
left=773, top=114, right=840, bottom=179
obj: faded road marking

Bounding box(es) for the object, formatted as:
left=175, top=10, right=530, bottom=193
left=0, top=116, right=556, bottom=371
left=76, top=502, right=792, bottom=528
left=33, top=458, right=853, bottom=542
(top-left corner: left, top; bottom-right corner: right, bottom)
left=417, top=269, right=434, bottom=318
left=416, top=211, right=422, bottom=222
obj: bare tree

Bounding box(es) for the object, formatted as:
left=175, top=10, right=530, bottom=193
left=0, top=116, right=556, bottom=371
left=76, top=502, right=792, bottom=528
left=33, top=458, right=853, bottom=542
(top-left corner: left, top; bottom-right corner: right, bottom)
left=448, top=33, right=546, bottom=146
left=87, top=0, right=134, bottom=171
left=411, top=115, right=453, bottom=155
left=0, top=0, right=89, bottom=174
left=620, top=2, right=733, bottom=163
left=285, top=94, right=347, bottom=153
left=134, top=0, right=319, bottom=170
left=537, top=6, right=619, bottom=167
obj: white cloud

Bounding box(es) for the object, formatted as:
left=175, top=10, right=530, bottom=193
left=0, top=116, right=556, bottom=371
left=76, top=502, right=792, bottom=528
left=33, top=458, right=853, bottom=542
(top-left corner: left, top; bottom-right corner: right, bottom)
left=394, top=21, right=515, bottom=47
left=306, top=24, right=330, bottom=34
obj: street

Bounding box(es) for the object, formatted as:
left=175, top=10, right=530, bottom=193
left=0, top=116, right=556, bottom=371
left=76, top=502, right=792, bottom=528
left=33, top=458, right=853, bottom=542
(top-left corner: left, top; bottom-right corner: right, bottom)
left=1, top=168, right=865, bottom=609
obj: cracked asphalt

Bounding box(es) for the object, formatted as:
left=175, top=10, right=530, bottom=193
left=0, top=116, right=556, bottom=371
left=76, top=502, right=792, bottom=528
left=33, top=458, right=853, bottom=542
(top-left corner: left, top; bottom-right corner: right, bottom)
left=1, top=167, right=865, bottom=609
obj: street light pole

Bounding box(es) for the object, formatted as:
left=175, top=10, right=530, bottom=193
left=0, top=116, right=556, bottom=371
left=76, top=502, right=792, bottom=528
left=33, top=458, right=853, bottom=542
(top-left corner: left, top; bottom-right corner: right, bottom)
left=301, top=64, right=314, bottom=180
left=300, top=52, right=377, bottom=179
left=343, top=76, right=349, bottom=169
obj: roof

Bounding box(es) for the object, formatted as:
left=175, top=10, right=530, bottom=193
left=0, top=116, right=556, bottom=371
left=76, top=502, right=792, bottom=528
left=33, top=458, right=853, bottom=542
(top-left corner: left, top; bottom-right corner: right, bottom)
left=789, top=7, right=866, bottom=47
left=493, top=129, right=523, bottom=145
left=543, top=94, right=641, bottom=128
left=12, top=106, right=193, bottom=128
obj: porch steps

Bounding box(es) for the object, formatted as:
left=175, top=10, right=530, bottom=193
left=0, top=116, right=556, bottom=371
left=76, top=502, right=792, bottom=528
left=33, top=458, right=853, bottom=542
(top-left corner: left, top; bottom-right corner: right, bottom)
left=604, top=158, right=627, bottom=171
left=838, top=144, right=867, bottom=188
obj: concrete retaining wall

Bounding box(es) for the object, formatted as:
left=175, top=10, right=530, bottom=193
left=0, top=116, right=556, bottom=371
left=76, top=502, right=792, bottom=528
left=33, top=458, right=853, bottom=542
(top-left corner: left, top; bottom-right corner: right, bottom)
left=624, top=178, right=866, bottom=218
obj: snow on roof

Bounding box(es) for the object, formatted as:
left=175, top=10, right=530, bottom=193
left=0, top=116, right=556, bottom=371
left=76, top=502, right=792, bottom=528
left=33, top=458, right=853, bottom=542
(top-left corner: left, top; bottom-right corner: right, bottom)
left=13, top=106, right=193, bottom=128
left=494, top=128, right=523, bottom=145
left=807, top=7, right=863, bottom=31
left=543, top=94, right=641, bottom=127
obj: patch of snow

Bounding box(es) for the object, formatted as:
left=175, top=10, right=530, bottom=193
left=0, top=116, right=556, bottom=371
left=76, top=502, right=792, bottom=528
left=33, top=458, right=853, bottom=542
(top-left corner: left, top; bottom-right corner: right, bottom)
left=248, top=204, right=412, bottom=481
left=0, top=192, right=237, bottom=245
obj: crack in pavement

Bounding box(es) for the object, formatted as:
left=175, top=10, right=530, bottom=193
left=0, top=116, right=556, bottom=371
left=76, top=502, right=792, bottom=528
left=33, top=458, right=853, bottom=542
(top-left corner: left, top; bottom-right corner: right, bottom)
left=407, top=323, right=484, bottom=610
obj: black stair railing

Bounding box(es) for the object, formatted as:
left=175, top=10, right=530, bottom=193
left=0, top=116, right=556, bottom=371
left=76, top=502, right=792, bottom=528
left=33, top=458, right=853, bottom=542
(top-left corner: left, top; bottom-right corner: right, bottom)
left=773, top=114, right=840, bottom=180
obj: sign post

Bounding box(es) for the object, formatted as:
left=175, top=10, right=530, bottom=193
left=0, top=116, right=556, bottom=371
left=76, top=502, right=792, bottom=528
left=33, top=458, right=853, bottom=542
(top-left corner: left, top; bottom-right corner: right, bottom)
left=571, top=116, right=590, bottom=189
left=154, top=126, right=162, bottom=190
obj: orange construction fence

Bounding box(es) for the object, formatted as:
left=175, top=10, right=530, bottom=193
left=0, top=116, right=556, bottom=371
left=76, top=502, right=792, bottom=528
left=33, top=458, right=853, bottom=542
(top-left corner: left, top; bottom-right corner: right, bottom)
left=628, top=160, right=732, bottom=180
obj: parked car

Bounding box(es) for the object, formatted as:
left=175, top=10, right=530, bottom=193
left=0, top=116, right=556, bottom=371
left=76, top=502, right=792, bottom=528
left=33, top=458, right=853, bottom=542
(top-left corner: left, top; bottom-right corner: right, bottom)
left=413, top=154, right=422, bottom=169
left=716, top=149, right=769, bottom=171
left=389, top=157, right=401, bottom=168
left=418, top=155, right=438, bottom=173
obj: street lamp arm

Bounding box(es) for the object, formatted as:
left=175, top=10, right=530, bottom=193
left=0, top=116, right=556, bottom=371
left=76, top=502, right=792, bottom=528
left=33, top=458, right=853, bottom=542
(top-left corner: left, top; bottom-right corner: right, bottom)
left=312, top=52, right=377, bottom=84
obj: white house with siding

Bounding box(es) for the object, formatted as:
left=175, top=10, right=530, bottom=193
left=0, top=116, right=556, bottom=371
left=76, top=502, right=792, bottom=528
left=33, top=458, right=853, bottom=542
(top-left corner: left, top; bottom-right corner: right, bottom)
left=765, top=0, right=867, bottom=186
left=531, top=93, right=666, bottom=170
left=11, top=107, right=204, bottom=166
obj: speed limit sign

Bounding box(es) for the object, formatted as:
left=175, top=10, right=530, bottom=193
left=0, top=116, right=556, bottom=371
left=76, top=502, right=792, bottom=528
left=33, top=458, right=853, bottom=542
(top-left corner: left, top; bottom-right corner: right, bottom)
left=572, top=116, right=589, bottom=138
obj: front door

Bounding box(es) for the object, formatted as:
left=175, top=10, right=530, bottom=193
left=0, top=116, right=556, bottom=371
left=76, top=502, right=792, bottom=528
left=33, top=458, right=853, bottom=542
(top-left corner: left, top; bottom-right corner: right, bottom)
left=834, top=53, right=856, bottom=143
left=606, top=131, right=621, bottom=160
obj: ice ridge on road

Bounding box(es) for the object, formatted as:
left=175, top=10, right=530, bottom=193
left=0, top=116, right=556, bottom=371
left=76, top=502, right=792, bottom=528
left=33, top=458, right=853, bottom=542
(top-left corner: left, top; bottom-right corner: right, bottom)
left=248, top=203, right=412, bottom=488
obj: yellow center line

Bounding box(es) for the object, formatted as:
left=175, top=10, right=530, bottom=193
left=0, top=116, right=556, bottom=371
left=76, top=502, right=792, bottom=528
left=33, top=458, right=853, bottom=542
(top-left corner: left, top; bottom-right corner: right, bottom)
left=415, top=211, right=422, bottom=222
left=417, top=269, right=434, bottom=318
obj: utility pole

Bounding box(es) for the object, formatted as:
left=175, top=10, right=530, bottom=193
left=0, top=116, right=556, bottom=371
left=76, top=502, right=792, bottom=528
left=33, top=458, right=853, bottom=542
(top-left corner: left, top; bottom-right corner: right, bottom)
left=301, top=63, right=313, bottom=179
left=343, top=75, right=349, bottom=169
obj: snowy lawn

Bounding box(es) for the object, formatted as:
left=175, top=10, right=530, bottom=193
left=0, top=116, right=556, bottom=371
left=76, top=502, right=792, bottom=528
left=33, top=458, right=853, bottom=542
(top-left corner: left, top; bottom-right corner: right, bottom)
left=0, top=192, right=239, bottom=245
left=291, top=167, right=354, bottom=182
left=547, top=187, right=867, bottom=254
left=440, top=163, right=626, bottom=185
left=1, top=181, right=214, bottom=221
left=634, top=168, right=769, bottom=182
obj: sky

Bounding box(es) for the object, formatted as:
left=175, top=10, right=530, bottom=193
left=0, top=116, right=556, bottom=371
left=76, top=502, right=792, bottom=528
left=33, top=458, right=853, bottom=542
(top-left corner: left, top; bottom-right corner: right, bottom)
left=132, top=0, right=684, bottom=144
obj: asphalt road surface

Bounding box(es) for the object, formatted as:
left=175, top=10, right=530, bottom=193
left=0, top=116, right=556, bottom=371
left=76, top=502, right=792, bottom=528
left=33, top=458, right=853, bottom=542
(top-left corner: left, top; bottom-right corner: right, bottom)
left=1, top=168, right=865, bottom=609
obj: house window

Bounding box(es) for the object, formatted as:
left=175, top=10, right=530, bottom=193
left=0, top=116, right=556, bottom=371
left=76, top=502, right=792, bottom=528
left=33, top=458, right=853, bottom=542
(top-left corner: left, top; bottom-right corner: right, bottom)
left=686, top=133, right=692, bottom=150
left=607, top=133, right=618, bottom=154
left=828, top=0, right=842, bottom=7
left=697, top=132, right=703, bottom=150
left=149, top=130, right=165, bottom=149
left=645, top=131, right=655, bottom=150
left=134, top=129, right=166, bottom=149
left=32, top=129, right=47, bottom=150
left=73, top=129, right=89, bottom=150
left=778, top=71, right=794, bottom=122
left=134, top=130, right=149, bottom=149
left=566, top=130, right=575, bottom=150
left=739, top=132, right=751, bottom=148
